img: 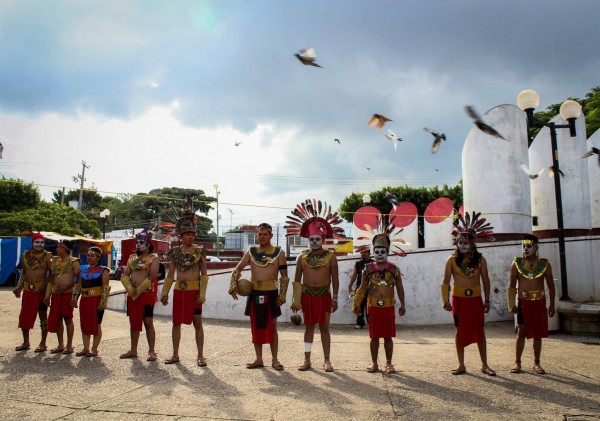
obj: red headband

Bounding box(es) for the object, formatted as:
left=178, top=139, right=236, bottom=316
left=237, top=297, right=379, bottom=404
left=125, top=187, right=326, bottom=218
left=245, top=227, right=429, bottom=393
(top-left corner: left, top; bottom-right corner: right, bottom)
left=31, top=232, right=45, bottom=242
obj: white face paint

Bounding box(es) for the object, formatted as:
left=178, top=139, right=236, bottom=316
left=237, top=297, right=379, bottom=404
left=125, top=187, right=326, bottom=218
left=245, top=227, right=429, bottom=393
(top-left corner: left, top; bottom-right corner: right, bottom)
left=32, top=239, right=45, bottom=252
left=136, top=239, right=148, bottom=254
left=373, top=247, right=388, bottom=262
left=308, top=235, right=323, bottom=250
left=457, top=241, right=471, bottom=254
left=522, top=242, right=536, bottom=257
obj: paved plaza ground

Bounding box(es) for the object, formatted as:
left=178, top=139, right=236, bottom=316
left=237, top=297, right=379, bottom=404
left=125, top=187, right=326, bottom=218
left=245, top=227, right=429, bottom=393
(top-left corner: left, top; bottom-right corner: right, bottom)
left=0, top=289, right=599, bottom=420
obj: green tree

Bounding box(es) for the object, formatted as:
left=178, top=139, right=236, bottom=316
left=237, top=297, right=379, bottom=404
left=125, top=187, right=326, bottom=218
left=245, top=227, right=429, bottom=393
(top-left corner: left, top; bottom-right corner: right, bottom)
left=0, top=202, right=101, bottom=237
left=0, top=177, right=40, bottom=212
left=51, top=188, right=103, bottom=211
left=530, top=85, right=600, bottom=142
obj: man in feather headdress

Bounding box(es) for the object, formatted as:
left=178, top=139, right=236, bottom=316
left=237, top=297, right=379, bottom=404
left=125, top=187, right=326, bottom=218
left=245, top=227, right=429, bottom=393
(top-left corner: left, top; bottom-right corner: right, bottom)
left=351, top=216, right=406, bottom=375
left=228, top=223, right=289, bottom=370
left=507, top=234, right=555, bottom=374
left=161, top=196, right=209, bottom=366
left=440, top=211, right=496, bottom=376
left=14, top=232, right=51, bottom=352
left=120, top=231, right=159, bottom=361
left=286, top=199, right=342, bottom=372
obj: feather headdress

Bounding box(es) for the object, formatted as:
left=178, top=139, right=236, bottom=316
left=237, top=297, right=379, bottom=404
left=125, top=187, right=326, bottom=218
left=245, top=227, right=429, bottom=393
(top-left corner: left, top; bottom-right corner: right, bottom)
left=175, top=194, right=197, bottom=236
left=355, top=214, right=408, bottom=256
left=451, top=211, right=493, bottom=242
left=285, top=199, right=344, bottom=239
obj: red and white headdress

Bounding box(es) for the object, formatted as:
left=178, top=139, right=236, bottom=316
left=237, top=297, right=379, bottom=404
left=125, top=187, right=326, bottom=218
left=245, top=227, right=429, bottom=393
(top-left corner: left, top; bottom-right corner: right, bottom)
left=285, top=199, right=344, bottom=239
left=356, top=214, right=408, bottom=256
left=451, top=211, right=494, bottom=242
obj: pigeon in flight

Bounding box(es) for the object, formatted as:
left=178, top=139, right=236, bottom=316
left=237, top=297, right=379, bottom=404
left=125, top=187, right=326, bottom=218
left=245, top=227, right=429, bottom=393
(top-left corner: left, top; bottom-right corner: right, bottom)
left=0, top=141, right=3, bottom=159
left=386, top=191, right=399, bottom=210
left=366, top=167, right=371, bottom=171
left=384, top=130, right=402, bottom=151
left=368, top=114, right=392, bottom=130
left=424, top=128, right=446, bottom=154
left=295, top=48, right=323, bottom=68
left=581, top=147, right=600, bottom=165
left=434, top=168, right=440, bottom=172
left=465, top=105, right=506, bottom=140
left=548, top=165, right=565, bottom=178
left=334, top=138, right=341, bottom=144
left=520, top=164, right=545, bottom=179
left=234, top=141, right=242, bottom=146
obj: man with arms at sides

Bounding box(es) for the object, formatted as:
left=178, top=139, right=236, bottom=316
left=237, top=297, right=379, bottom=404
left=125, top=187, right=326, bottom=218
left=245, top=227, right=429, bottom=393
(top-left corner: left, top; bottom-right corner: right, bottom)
left=120, top=231, right=160, bottom=362
left=14, top=232, right=51, bottom=352
left=440, top=212, right=496, bottom=376
left=352, top=218, right=406, bottom=375
left=229, top=223, right=289, bottom=370
left=286, top=199, right=342, bottom=372
left=161, top=197, right=209, bottom=366
left=72, top=246, right=110, bottom=357
left=45, top=240, right=80, bottom=354
left=507, top=234, right=555, bottom=374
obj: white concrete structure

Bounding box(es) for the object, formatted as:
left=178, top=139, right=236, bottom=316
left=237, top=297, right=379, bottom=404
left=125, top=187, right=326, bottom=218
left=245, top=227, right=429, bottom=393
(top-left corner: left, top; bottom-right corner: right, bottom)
left=463, top=104, right=531, bottom=234
left=588, top=130, right=600, bottom=229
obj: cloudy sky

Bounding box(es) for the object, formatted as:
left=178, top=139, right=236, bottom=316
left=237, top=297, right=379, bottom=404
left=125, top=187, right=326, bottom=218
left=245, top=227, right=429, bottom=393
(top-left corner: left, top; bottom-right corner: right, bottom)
left=0, top=0, right=598, bottom=236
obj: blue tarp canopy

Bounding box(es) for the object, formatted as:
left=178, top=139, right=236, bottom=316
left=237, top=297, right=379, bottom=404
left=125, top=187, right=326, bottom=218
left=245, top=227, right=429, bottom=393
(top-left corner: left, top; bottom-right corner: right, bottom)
left=0, top=236, right=30, bottom=286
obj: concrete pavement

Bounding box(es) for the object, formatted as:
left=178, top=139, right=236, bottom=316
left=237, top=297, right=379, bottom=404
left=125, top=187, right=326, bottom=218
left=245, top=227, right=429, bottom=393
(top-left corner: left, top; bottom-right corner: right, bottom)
left=0, top=289, right=599, bottom=421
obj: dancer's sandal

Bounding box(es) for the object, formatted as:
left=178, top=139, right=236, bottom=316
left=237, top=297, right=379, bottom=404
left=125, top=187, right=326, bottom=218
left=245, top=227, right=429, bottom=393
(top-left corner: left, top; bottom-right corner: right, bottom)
left=146, top=353, right=157, bottom=362
left=384, top=363, right=396, bottom=374
left=164, top=356, right=180, bottom=365
left=272, top=361, right=284, bottom=371
left=510, top=363, right=522, bottom=374
left=451, top=366, right=467, bottom=375
left=297, top=361, right=312, bottom=371
left=34, top=346, right=47, bottom=353
left=323, top=361, right=334, bottom=372
left=532, top=364, right=546, bottom=374
left=62, top=347, right=74, bottom=355
left=197, top=357, right=207, bottom=367
left=75, top=350, right=89, bottom=357
left=367, top=363, right=379, bottom=373
left=50, top=347, right=65, bottom=354
left=15, top=344, right=30, bottom=351
left=245, top=361, right=264, bottom=369
left=481, top=367, right=496, bottom=376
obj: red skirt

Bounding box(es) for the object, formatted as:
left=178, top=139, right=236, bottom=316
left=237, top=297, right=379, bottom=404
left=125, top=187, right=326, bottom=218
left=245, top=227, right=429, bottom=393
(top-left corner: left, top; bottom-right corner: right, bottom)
left=520, top=299, right=548, bottom=339
left=301, top=293, right=331, bottom=325
left=367, top=305, right=396, bottom=339
left=127, top=291, right=155, bottom=331
left=48, top=293, right=74, bottom=332
left=79, top=295, right=102, bottom=335
left=452, top=296, right=484, bottom=348
left=18, top=291, right=45, bottom=329
left=172, top=289, right=202, bottom=325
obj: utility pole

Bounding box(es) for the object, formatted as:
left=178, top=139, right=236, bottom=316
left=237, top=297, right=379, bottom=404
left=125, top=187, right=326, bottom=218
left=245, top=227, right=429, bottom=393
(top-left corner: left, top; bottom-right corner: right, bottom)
left=72, top=161, right=89, bottom=211
left=60, top=187, right=66, bottom=205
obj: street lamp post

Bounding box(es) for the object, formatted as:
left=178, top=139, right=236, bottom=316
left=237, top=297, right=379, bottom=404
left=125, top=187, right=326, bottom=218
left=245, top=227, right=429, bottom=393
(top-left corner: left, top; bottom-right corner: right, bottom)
left=214, top=184, right=220, bottom=258
left=100, top=208, right=111, bottom=239
left=517, top=89, right=582, bottom=301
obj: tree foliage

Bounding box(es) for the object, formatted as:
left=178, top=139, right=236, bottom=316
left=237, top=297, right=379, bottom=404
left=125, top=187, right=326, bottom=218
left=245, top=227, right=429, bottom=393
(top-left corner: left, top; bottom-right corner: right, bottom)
left=0, top=177, right=40, bottom=212
left=530, top=85, right=600, bottom=141
left=0, top=202, right=100, bottom=237
left=51, top=188, right=103, bottom=211
left=338, top=181, right=463, bottom=223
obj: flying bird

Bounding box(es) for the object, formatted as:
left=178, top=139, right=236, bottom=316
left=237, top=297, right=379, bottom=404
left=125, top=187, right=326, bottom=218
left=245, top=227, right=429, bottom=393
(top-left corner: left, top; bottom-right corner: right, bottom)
left=334, top=138, right=341, bottom=144
left=234, top=141, right=242, bottom=146
left=434, top=168, right=440, bottom=172
left=366, top=167, right=371, bottom=171
left=548, top=165, right=565, bottom=178
left=294, top=48, right=323, bottom=68
left=384, top=130, right=402, bottom=151
left=385, top=191, right=399, bottom=210
left=520, top=164, right=545, bottom=179
left=581, top=147, right=600, bottom=165
left=424, top=127, right=446, bottom=154
left=0, top=141, right=3, bottom=159
left=465, top=105, right=506, bottom=140
left=368, top=114, right=392, bottom=130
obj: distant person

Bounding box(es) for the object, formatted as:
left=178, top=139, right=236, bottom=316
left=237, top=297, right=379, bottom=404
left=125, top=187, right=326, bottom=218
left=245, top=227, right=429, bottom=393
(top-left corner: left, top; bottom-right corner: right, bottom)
left=352, top=230, right=406, bottom=374
left=45, top=240, right=80, bottom=354
left=228, top=223, right=289, bottom=370
left=14, top=232, right=51, bottom=352
left=348, top=250, right=374, bottom=329
left=440, top=212, right=496, bottom=376
left=72, top=246, right=110, bottom=357
left=286, top=199, right=341, bottom=372
left=507, top=234, right=555, bottom=374
left=160, top=197, right=209, bottom=366
left=120, top=232, right=160, bottom=361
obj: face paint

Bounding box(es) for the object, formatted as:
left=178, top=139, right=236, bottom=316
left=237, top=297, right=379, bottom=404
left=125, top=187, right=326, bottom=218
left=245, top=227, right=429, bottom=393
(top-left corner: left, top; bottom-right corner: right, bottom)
left=308, top=235, right=323, bottom=250
left=522, top=241, right=536, bottom=257
left=373, top=247, right=388, bottom=262
left=136, top=239, right=148, bottom=254
left=32, top=239, right=45, bottom=251
left=457, top=241, right=471, bottom=254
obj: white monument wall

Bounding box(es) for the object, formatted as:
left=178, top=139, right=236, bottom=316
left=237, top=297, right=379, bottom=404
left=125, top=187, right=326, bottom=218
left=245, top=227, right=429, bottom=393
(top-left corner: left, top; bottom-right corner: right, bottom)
left=463, top=104, right=531, bottom=233
left=588, top=130, right=600, bottom=228
left=424, top=217, right=454, bottom=248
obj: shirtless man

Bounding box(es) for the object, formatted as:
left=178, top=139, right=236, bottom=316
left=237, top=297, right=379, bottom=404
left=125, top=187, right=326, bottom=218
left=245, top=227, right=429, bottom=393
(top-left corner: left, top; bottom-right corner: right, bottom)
left=45, top=240, right=80, bottom=354
left=161, top=200, right=209, bottom=366
left=229, top=223, right=289, bottom=370
left=352, top=233, right=405, bottom=374
left=14, top=232, right=51, bottom=352
left=289, top=204, right=340, bottom=372
left=120, top=232, right=159, bottom=361
left=441, top=212, right=496, bottom=376
left=507, top=234, right=555, bottom=374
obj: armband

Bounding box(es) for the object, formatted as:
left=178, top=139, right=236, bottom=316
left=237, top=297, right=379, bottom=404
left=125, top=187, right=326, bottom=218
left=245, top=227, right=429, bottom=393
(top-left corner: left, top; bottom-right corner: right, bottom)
left=161, top=278, right=174, bottom=300
left=197, top=274, right=209, bottom=304
left=440, top=284, right=450, bottom=306
left=71, top=283, right=81, bottom=303
left=120, top=275, right=135, bottom=296
left=278, top=276, right=290, bottom=305
left=228, top=270, right=241, bottom=295
left=290, top=282, right=303, bottom=311
left=98, top=285, right=111, bottom=311
left=352, top=288, right=366, bottom=314
left=45, top=283, right=53, bottom=300
left=135, top=278, right=152, bottom=295
left=507, top=287, right=517, bottom=312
